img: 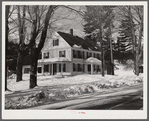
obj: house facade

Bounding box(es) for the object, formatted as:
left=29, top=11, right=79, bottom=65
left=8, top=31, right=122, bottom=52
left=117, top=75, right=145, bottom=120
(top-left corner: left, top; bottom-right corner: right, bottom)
left=22, top=30, right=102, bottom=76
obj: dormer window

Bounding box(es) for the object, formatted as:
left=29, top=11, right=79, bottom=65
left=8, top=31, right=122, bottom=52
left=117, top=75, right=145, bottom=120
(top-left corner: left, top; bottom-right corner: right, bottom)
left=44, top=52, right=49, bottom=59
left=53, top=39, right=59, bottom=46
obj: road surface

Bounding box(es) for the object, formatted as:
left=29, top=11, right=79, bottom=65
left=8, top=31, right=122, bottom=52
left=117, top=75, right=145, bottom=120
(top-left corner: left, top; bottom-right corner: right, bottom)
left=26, top=83, right=143, bottom=110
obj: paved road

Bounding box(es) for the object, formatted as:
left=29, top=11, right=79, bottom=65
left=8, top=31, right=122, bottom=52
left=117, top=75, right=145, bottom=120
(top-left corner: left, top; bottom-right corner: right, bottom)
left=26, top=83, right=143, bottom=110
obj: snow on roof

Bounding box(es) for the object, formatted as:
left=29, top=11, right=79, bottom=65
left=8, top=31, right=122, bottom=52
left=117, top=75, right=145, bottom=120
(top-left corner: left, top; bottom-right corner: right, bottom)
left=38, top=58, right=70, bottom=63
left=73, top=44, right=83, bottom=48
left=86, top=57, right=101, bottom=64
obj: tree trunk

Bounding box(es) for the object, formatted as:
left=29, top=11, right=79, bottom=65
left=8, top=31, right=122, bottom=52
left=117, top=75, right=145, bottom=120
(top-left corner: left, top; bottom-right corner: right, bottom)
left=129, top=6, right=137, bottom=75
left=109, top=23, right=114, bottom=75
left=29, top=6, right=57, bottom=88
left=135, top=19, right=143, bottom=76
left=29, top=49, right=39, bottom=88
left=99, top=26, right=104, bottom=77
left=16, top=51, right=24, bottom=82
left=5, top=5, right=10, bottom=90
left=135, top=47, right=139, bottom=76
left=16, top=6, right=26, bottom=82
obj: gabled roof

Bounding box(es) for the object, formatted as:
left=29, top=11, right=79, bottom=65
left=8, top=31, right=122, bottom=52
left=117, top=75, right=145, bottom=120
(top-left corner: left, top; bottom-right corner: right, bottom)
left=58, top=31, right=98, bottom=51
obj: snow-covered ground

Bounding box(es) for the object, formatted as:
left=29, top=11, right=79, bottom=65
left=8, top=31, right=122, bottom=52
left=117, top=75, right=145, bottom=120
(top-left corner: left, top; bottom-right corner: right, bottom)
left=5, top=64, right=143, bottom=109
left=6, top=64, right=143, bottom=93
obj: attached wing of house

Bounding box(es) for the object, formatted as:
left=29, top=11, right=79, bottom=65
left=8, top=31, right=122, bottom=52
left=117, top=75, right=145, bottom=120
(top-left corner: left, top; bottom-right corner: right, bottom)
left=23, top=30, right=101, bottom=76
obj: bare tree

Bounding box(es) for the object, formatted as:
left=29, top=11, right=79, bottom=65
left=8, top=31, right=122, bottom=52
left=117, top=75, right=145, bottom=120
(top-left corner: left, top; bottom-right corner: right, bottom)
left=16, top=5, right=27, bottom=82
left=5, top=5, right=10, bottom=90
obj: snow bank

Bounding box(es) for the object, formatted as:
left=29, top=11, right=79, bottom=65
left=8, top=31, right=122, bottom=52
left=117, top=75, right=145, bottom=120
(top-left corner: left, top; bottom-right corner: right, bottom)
left=5, top=74, right=143, bottom=109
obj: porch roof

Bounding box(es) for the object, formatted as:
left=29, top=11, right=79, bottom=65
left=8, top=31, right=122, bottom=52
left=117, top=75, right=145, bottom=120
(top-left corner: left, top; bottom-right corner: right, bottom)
left=38, top=57, right=71, bottom=63
left=85, top=57, right=101, bottom=64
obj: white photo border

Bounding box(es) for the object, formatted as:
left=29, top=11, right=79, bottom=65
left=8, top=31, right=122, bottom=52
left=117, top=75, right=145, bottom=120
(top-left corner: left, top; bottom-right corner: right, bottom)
left=2, top=1, right=148, bottom=119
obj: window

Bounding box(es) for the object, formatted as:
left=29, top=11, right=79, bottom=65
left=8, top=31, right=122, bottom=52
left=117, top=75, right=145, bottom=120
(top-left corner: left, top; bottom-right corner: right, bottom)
left=78, top=51, right=82, bottom=58
left=97, top=65, right=100, bottom=72
left=88, top=64, right=91, bottom=72
left=90, top=53, right=92, bottom=57
left=86, top=52, right=88, bottom=58
left=59, top=50, right=65, bottom=57
left=38, top=52, right=42, bottom=59
left=37, top=67, right=42, bottom=73
left=78, top=64, right=83, bottom=72
left=93, top=53, right=96, bottom=58
left=73, top=63, right=76, bottom=71
left=63, top=64, right=66, bottom=72
left=53, top=39, right=59, bottom=46
left=83, top=64, right=85, bottom=72
left=95, top=53, right=97, bottom=58
left=44, top=64, right=49, bottom=72
left=87, top=52, right=92, bottom=58
left=73, top=50, right=76, bottom=58
left=24, top=68, right=30, bottom=74
left=78, top=64, right=80, bottom=71
left=44, top=52, right=49, bottom=59
left=97, top=54, right=100, bottom=59
left=82, top=51, right=84, bottom=59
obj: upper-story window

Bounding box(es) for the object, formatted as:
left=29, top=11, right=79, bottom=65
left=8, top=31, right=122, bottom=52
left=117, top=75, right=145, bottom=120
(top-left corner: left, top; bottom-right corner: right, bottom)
left=73, top=63, right=76, bottom=71
left=73, top=50, right=77, bottom=58
left=44, top=52, right=49, bottom=59
left=73, top=50, right=85, bottom=59
left=93, top=53, right=96, bottom=58
left=53, top=39, right=59, bottom=46
left=87, top=52, right=92, bottom=58
left=78, top=51, right=82, bottom=58
left=82, top=51, right=85, bottom=59
left=59, top=50, right=65, bottom=57
left=97, top=53, right=100, bottom=59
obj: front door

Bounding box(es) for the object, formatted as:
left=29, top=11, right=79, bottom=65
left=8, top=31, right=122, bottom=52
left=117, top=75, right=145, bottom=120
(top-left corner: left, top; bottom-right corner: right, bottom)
left=88, top=64, right=91, bottom=73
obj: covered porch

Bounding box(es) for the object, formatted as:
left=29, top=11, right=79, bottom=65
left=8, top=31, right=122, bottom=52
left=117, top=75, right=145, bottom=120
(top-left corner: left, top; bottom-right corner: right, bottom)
left=85, top=57, right=102, bottom=75
left=38, top=58, right=71, bottom=76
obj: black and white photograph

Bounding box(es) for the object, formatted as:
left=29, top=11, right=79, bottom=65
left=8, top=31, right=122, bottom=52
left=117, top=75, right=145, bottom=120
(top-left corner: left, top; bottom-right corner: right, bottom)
left=2, top=1, right=148, bottom=119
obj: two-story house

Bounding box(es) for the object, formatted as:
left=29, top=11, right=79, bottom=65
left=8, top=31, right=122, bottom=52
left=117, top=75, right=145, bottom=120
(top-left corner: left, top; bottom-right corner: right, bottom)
left=22, top=29, right=102, bottom=76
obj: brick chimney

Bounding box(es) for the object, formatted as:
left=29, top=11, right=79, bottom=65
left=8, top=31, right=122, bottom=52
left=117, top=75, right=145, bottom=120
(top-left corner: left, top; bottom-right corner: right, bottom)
left=70, top=29, right=73, bottom=36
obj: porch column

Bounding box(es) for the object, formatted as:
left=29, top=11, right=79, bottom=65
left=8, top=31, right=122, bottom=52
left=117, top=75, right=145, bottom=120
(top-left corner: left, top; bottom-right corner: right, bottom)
left=61, top=62, right=63, bottom=77
left=70, top=62, right=73, bottom=75
left=91, top=63, right=93, bottom=75
left=84, top=51, right=86, bottom=59
left=42, top=64, right=44, bottom=75
left=85, top=64, right=87, bottom=73
left=51, top=64, right=53, bottom=75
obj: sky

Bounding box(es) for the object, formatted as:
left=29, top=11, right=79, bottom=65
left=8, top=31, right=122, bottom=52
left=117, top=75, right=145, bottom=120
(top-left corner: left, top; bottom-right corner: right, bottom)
left=8, top=5, right=142, bottom=44
left=50, top=6, right=86, bottom=37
